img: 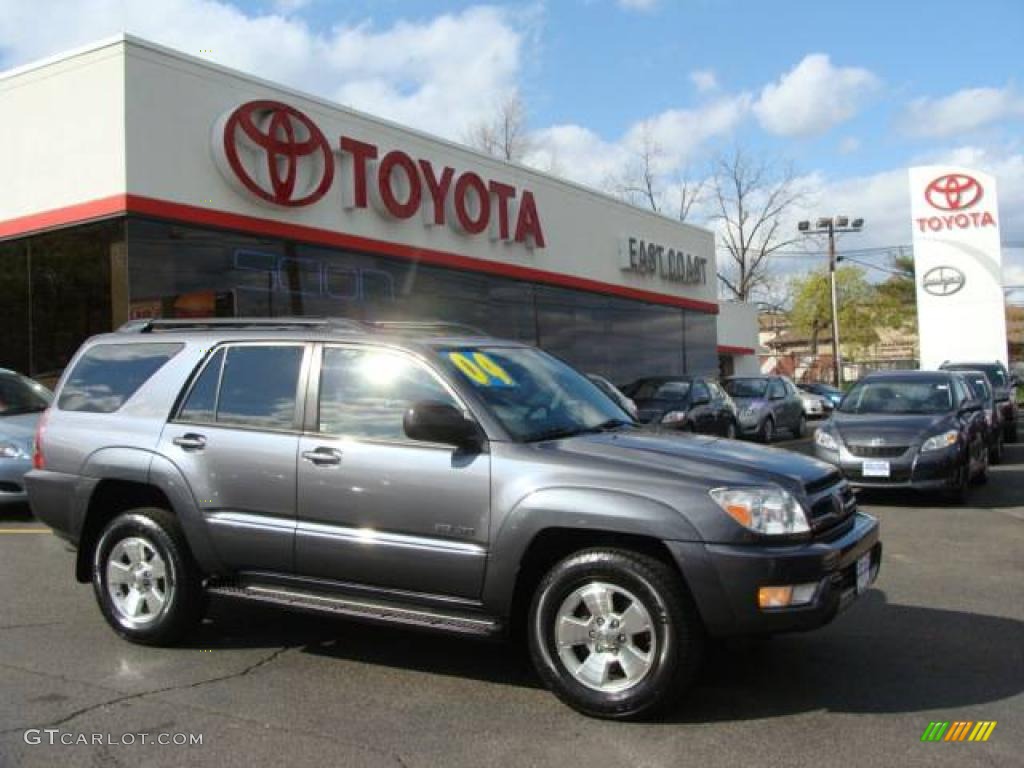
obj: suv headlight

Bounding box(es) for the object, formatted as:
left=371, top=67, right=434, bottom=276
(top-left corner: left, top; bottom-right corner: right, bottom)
left=814, top=428, right=839, bottom=451
left=661, top=410, right=688, bottom=425
left=709, top=486, right=810, bottom=535
left=921, top=430, right=958, bottom=452
left=0, top=441, right=29, bottom=459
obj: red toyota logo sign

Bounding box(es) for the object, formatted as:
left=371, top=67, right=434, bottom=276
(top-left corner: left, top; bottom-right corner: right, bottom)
left=924, top=173, right=983, bottom=211
left=217, top=100, right=334, bottom=207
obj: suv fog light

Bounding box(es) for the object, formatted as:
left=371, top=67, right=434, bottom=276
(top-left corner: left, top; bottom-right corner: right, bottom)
left=758, top=582, right=818, bottom=609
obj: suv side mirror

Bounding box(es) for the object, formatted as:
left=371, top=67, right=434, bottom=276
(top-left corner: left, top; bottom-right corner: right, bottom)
left=404, top=401, right=481, bottom=448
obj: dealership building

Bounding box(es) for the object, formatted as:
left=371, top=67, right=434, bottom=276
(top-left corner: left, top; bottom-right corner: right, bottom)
left=0, top=36, right=758, bottom=386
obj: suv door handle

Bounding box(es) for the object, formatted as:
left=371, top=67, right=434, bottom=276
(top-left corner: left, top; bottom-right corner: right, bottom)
left=173, top=433, right=207, bottom=451
left=302, top=447, right=342, bottom=466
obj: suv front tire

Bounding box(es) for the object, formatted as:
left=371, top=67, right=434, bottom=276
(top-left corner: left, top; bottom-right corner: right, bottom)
left=527, top=548, right=703, bottom=720
left=92, top=508, right=203, bottom=645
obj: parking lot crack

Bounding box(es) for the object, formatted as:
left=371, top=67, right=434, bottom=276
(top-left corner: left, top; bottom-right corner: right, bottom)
left=0, top=621, right=66, bottom=631
left=0, top=645, right=291, bottom=736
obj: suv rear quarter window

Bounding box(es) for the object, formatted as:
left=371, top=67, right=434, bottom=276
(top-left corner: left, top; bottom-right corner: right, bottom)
left=58, top=342, right=183, bottom=413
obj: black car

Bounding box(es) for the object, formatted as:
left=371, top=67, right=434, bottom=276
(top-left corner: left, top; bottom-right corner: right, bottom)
left=939, top=361, right=1018, bottom=443
left=813, top=370, right=988, bottom=501
left=622, top=376, right=739, bottom=437
left=723, top=375, right=806, bottom=443
left=959, top=370, right=1004, bottom=464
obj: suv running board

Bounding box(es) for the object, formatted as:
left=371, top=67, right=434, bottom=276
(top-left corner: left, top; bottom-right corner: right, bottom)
left=207, top=583, right=503, bottom=638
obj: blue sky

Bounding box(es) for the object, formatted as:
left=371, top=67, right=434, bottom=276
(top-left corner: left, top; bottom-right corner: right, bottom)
left=1, top=0, right=1022, bottom=291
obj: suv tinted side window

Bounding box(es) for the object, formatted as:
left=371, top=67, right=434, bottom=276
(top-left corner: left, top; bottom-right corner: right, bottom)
left=318, top=346, right=457, bottom=441
left=691, top=381, right=710, bottom=402
left=214, top=345, right=304, bottom=429
left=768, top=380, right=786, bottom=399
left=59, top=342, right=183, bottom=413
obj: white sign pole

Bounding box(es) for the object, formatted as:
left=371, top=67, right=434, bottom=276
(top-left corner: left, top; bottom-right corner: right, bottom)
left=908, top=166, right=1007, bottom=368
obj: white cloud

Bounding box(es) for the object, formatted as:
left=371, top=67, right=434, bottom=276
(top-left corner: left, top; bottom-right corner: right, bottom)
left=0, top=1, right=525, bottom=141
left=624, top=94, right=752, bottom=167
left=753, top=54, right=879, bottom=137
left=524, top=95, right=750, bottom=191
left=616, top=0, right=658, bottom=10
left=901, top=84, right=1024, bottom=138
left=689, top=69, right=718, bottom=93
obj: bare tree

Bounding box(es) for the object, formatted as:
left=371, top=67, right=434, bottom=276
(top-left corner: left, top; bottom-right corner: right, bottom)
left=610, top=122, right=705, bottom=222
left=464, top=92, right=531, bottom=162
left=709, top=147, right=804, bottom=302
left=671, top=171, right=706, bottom=223
left=615, top=122, right=662, bottom=212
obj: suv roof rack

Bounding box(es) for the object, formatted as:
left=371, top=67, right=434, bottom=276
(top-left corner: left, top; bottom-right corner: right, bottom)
left=368, top=320, right=489, bottom=337
left=117, top=317, right=366, bottom=334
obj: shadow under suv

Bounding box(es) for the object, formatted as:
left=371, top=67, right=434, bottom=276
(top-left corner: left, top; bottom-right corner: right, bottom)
left=26, top=318, right=881, bottom=720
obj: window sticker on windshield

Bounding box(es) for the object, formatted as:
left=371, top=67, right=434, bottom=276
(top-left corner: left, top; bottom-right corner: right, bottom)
left=445, top=351, right=516, bottom=388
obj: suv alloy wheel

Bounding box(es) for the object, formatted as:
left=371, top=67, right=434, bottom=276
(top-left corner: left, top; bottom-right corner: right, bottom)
left=528, top=549, right=703, bottom=719
left=92, top=508, right=203, bottom=645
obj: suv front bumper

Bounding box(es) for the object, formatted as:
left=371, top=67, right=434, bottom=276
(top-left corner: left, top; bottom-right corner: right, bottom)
left=667, top=512, right=881, bottom=636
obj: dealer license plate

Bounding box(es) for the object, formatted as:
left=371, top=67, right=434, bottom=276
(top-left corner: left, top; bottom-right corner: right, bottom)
left=862, top=460, right=890, bottom=478
left=856, top=553, right=872, bottom=594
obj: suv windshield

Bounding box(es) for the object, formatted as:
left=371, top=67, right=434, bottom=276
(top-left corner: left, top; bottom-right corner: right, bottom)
left=437, top=346, right=633, bottom=441
left=839, top=379, right=953, bottom=415
left=945, top=364, right=1007, bottom=389
left=0, top=372, right=52, bottom=416
left=724, top=378, right=768, bottom=398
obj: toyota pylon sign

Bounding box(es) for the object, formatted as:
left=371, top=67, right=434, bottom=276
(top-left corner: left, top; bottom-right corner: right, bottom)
left=908, top=166, right=1007, bottom=368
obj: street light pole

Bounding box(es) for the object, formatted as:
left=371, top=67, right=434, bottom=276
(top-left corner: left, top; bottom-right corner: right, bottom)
left=797, top=216, right=865, bottom=389
left=827, top=220, right=842, bottom=388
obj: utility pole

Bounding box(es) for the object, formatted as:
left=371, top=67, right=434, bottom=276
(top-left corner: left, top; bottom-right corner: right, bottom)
left=827, top=220, right=841, bottom=388
left=797, top=217, right=865, bottom=387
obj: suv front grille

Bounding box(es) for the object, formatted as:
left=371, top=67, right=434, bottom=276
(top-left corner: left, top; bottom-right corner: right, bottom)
left=806, top=479, right=856, bottom=533
left=847, top=444, right=908, bottom=458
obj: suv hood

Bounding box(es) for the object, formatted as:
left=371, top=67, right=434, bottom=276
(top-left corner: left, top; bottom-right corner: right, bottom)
left=544, top=428, right=837, bottom=491
left=832, top=412, right=953, bottom=445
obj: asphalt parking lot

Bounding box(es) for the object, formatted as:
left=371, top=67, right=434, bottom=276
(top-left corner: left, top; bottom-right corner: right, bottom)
left=1, top=435, right=1021, bottom=768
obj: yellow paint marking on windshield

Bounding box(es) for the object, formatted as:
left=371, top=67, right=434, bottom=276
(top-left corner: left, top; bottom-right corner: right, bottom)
left=472, top=353, right=514, bottom=385
left=445, top=351, right=516, bottom=388
left=448, top=353, right=491, bottom=385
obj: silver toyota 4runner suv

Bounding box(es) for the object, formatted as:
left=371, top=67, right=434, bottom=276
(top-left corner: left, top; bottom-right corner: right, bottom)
left=27, top=318, right=881, bottom=719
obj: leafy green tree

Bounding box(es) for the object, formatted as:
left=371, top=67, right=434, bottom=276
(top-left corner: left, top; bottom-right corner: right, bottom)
left=789, top=265, right=879, bottom=359
left=874, top=251, right=917, bottom=331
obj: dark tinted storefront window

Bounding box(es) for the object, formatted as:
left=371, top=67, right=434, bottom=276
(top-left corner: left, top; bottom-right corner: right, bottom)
left=123, top=218, right=716, bottom=388
left=536, top=286, right=689, bottom=388
left=0, top=220, right=119, bottom=384
left=684, top=311, right=719, bottom=378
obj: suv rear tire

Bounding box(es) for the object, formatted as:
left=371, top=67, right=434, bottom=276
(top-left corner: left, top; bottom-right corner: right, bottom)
left=528, top=548, right=703, bottom=720
left=92, top=508, right=203, bottom=645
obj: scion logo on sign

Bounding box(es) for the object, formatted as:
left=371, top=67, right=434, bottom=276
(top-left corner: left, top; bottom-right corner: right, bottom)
left=214, top=101, right=335, bottom=207
left=925, top=174, right=983, bottom=211
left=922, top=266, right=966, bottom=296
